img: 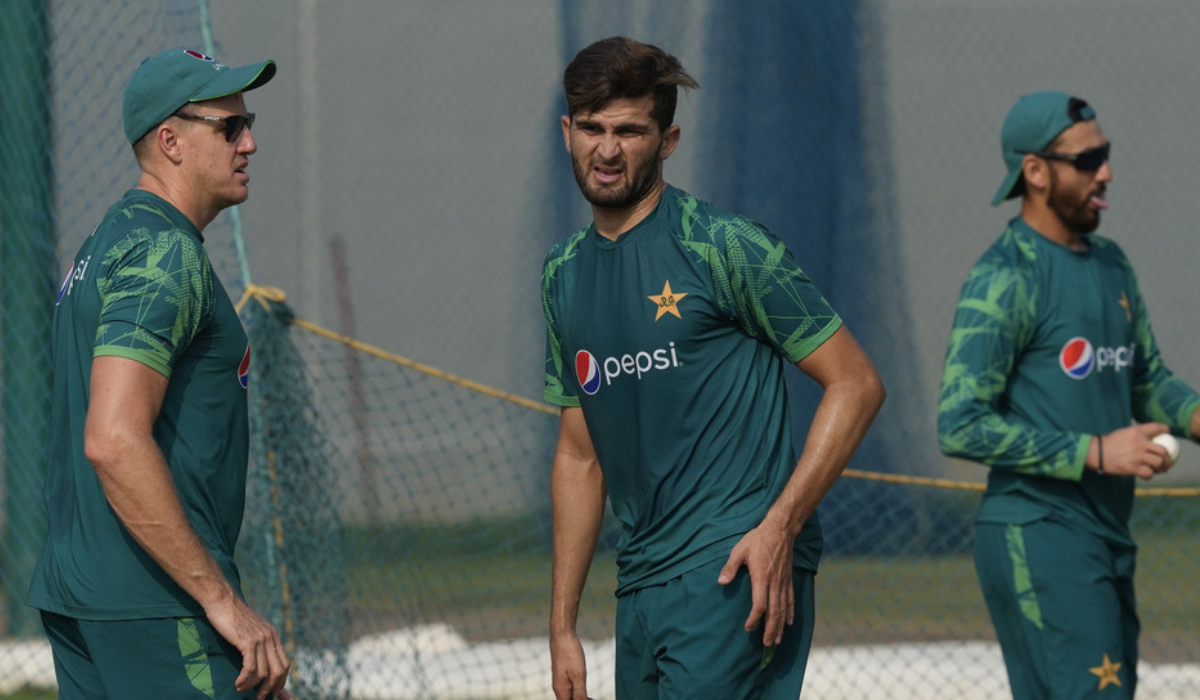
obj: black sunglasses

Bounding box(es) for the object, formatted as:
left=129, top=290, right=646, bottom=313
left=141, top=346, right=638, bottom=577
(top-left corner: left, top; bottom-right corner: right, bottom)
left=1017, top=142, right=1111, bottom=172
left=173, top=111, right=256, bottom=143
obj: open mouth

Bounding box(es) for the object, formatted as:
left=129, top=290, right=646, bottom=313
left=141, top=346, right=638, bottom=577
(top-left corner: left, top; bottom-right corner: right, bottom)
left=593, top=166, right=622, bottom=185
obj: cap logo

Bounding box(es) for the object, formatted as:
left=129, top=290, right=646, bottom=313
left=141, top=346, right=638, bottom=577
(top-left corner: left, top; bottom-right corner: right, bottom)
left=182, top=50, right=226, bottom=71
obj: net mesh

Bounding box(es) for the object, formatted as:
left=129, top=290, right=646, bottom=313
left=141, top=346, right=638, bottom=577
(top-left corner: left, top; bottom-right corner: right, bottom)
left=2, top=1, right=1199, bottom=699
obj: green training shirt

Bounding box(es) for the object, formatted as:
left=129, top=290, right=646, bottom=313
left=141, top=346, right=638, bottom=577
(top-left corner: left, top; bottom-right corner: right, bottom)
left=542, top=185, right=842, bottom=595
left=27, top=189, right=251, bottom=620
left=938, top=217, right=1200, bottom=545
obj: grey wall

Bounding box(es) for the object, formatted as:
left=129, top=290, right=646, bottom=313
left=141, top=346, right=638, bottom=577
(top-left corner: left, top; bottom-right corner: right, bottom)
left=46, top=0, right=1200, bottom=480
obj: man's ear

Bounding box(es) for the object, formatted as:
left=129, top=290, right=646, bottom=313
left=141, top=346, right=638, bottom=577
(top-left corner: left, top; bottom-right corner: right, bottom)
left=1020, top=154, right=1049, bottom=195
left=660, top=124, right=681, bottom=161
left=154, top=122, right=185, bottom=165
left=561, top=115, right=572, bottom=154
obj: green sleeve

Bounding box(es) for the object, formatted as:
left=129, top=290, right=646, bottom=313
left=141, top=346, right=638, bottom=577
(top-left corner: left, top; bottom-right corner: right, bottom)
left=541, top=231, right=584, bottom=407
left=937, top=254, right=1087, bottom=480
left=681, top=199, right=841, bottom=364
left=94, top=229, right=212, bottom=378
left=1126, top=269, right=1200, bottom=433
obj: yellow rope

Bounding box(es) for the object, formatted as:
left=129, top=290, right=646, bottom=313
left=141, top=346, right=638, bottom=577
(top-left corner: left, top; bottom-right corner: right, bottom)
left=236, top=285, right=1200, bottom=498
left=1133, top=486, right=1200, bottom=497
left=238, top=285, right=558, bottom=415
left=234, top=283, right=287, bottom=314
left=842, top=468, right=1200, bottom=497
left=841, top=468, right=985, bottom=492
left=289, top=317, right=558, bottom=415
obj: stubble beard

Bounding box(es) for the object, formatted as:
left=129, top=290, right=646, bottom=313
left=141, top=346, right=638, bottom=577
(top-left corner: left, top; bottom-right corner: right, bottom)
left=572, top=149, right=662, bottom=211
left=1047, top=168, right=1102, bottom=235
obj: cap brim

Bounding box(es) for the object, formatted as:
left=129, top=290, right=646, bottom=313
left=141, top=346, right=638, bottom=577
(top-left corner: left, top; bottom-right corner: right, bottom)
left=191, top=60, right=276, bottom=103
left=991, top=166, right=1022, bottom=206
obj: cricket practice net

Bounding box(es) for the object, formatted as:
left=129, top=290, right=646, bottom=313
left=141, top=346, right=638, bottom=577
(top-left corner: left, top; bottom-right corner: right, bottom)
left=3, top=1, right=1200, bottom=699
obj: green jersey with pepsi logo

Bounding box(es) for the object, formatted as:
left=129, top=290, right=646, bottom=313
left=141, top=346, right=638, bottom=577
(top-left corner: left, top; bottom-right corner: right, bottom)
left=938, top=217, right=1200, bottom=545
left=542, top=186, right=842, bottom=595
left=28, top=189, right=252, bottom=620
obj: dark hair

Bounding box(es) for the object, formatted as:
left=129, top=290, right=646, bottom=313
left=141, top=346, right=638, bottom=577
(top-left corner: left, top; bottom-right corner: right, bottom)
left=563, top=36, right=699, bottom=131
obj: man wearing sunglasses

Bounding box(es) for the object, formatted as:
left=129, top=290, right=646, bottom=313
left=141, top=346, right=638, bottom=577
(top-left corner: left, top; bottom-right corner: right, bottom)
left=939, top=91, right=1200, bottom=699
left=27, top=49, right=292, bottom=700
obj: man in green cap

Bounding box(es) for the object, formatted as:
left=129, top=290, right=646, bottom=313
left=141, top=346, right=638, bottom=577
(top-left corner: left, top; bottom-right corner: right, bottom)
left=27, top=49, right=290, bottom=700
left=938, top=91, right=1200, bottom=699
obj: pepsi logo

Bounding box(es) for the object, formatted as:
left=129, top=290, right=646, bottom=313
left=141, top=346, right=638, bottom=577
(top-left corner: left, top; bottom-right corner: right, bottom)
left=55, top=255, right=91, bottom=306
left=238, top=344, right=252, bottom=389
left=55, top=263, right=74, bottom=306
left=576, top=350, right=602, bottom=395
left=1059, top=337, right=1094, bottom=379
left=573, top=343, right=682, bottom=395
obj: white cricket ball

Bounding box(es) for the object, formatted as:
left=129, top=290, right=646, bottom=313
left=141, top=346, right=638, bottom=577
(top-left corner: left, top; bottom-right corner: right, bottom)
left=1152, top=433, right=1180, bottom=464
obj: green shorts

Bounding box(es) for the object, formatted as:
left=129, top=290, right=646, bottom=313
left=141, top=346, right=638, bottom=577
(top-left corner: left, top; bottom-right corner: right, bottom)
left=40, top=611, right=257, bottom=700
left=974, top=519, right=1138, bottom=700
left=615, top=557, right=815, bottom=700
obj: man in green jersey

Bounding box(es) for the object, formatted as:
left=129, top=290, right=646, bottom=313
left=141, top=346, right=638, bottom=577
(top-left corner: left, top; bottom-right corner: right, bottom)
left=939, top=91, right=1200, bottom=700
left=27, top=49, right=291, bottom=699
left=542, top=37, right=886, bottom=700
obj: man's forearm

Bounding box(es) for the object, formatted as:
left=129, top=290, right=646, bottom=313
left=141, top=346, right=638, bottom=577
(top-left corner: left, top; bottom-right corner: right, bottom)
left=549, top=458, right=606, bottom=635
left=767, top=373, right=884, bottom=537
left=89, top=432, right=235, bottom=611
left=85, top=354, right=236, bottom=611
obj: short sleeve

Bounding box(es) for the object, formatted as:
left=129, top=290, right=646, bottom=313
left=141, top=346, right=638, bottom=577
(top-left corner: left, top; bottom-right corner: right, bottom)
left=94, top=229, right=213, bottom=377
left=542, top=233, right=584, bottom=407
left=706, top=217, right=841, bottom=364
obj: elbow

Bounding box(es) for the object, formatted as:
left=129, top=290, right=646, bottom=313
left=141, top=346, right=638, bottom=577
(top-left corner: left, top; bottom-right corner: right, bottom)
left=870, top=369, right=887, bottom=411
left=936, top=413, right=954, bottom=456
left=83, top=423, right=133, bottom=475
left=937, top=432, right=955, bottom=458
left=937, top=415, right=970, bottom=458
left=832, top=364, right=885, bottom=425
left=83, top=432, right=116, bottom=474
left=860, top=365, right=887, bottom=418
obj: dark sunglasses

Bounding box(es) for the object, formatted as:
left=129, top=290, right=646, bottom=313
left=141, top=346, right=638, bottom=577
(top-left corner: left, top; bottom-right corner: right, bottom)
left=173, top=111, right=256, bottom=143
left=1017, top=142, right=1111, bottom=172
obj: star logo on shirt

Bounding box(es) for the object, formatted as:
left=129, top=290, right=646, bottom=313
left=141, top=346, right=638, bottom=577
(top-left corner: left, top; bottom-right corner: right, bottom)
left=1089, top=653, right=1122, bottom=690
left=1118, top=291, right=1131, bottom=323
left=647, top=280, right=688, bottom=321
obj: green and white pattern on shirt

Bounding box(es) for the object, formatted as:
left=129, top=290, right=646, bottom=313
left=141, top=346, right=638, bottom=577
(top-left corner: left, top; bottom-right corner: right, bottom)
left=542, top=186, right=841, bottom=593
left=938, top=218, right=1200, bottom=543
left=28, top=190, right=250, bottom=620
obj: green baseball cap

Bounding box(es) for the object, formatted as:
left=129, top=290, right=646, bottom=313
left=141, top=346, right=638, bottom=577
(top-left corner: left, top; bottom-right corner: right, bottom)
left=123, top=49, right=276, bottom=145
left=992, top=91, right=1096, bottom=206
